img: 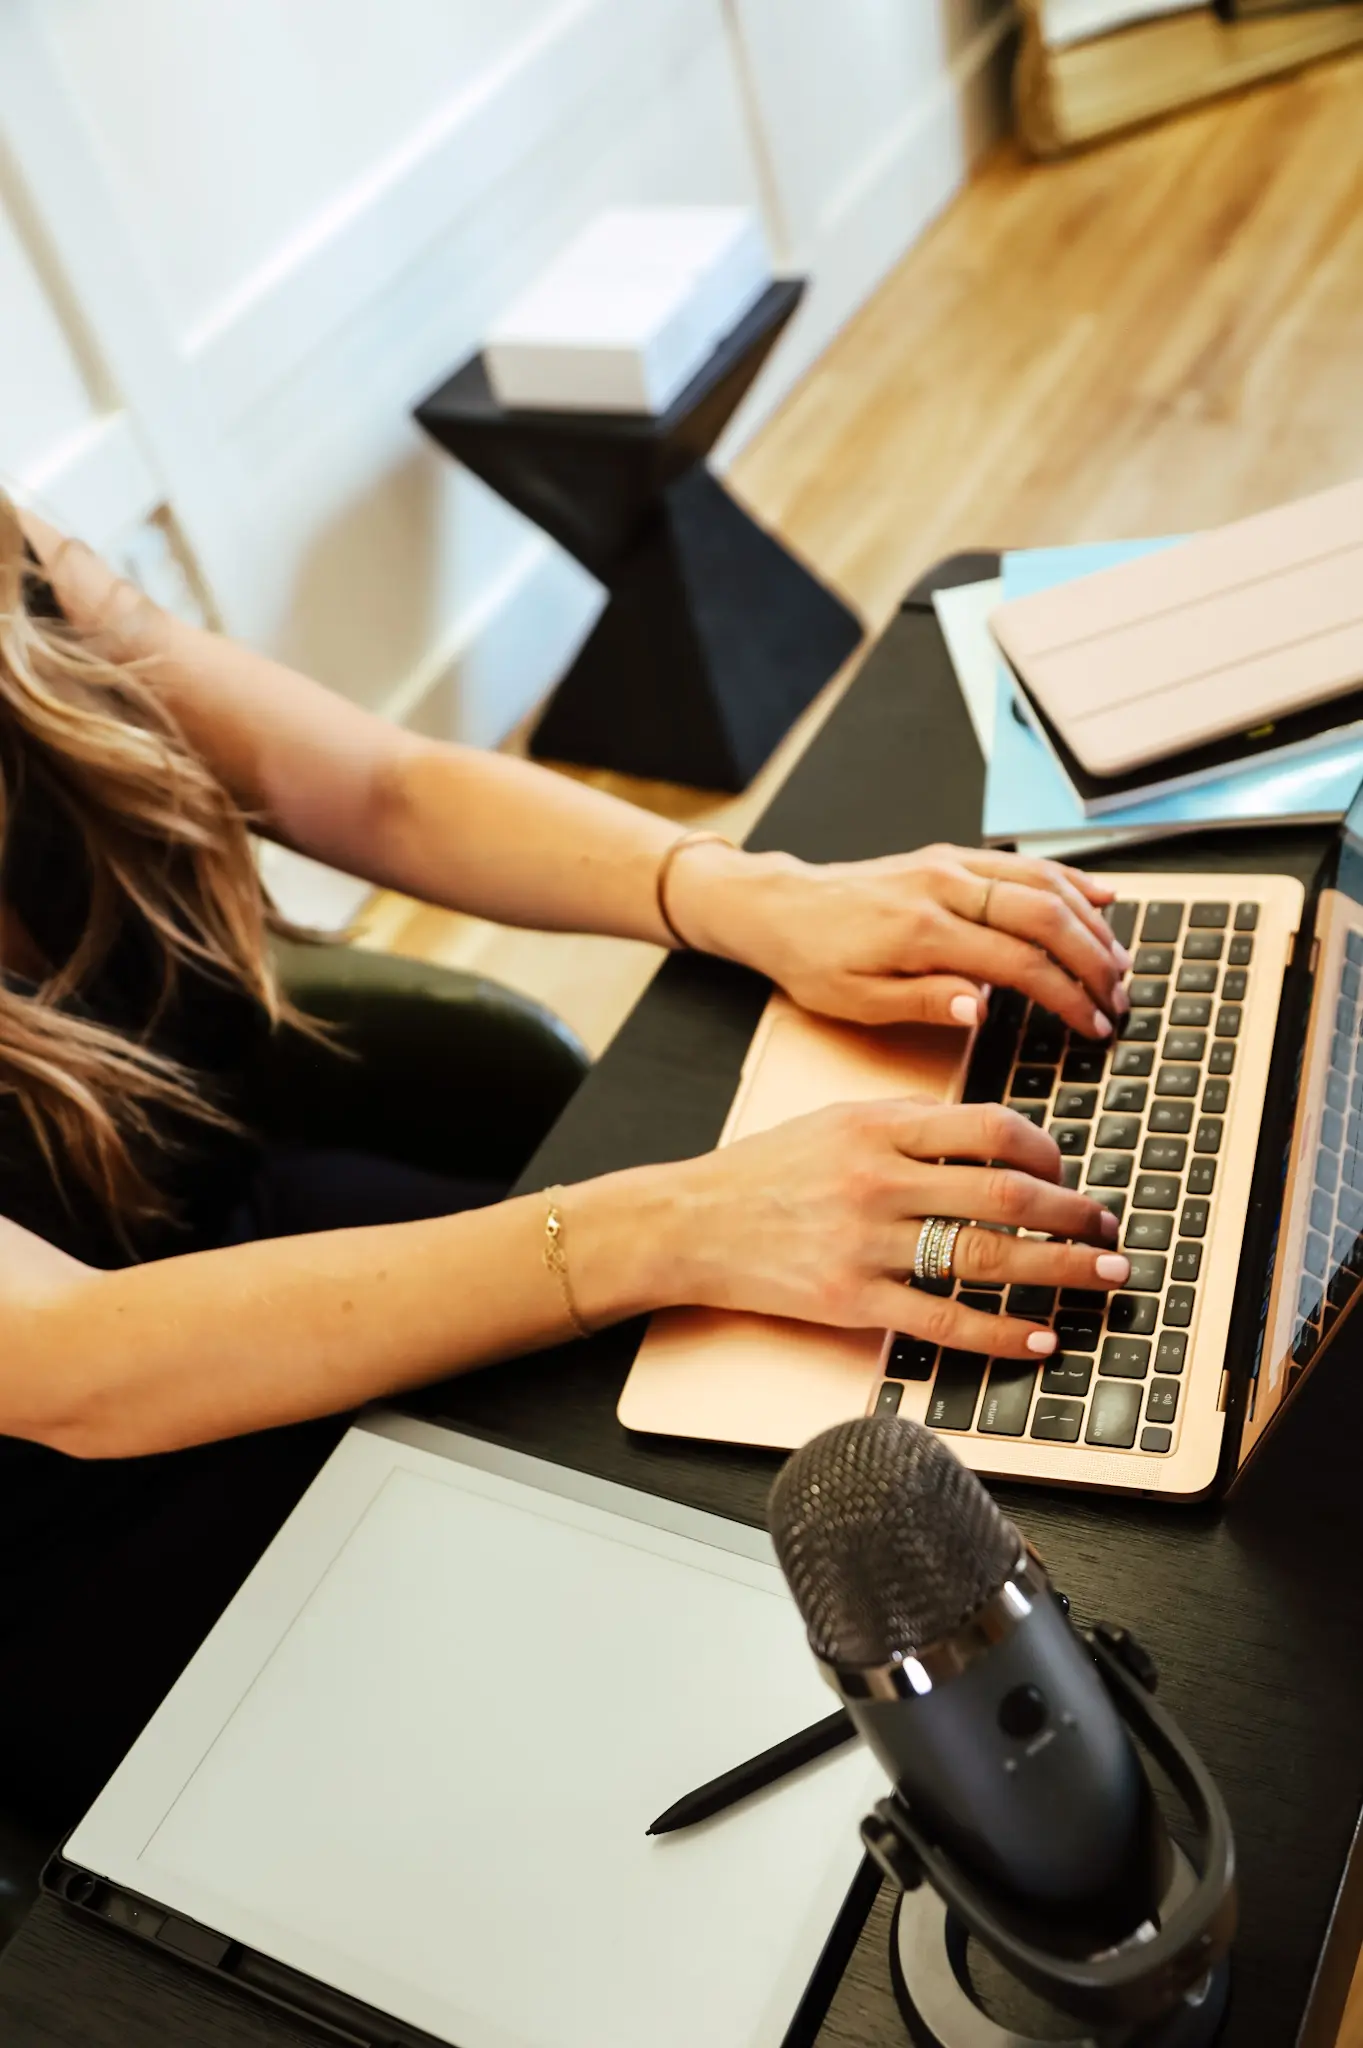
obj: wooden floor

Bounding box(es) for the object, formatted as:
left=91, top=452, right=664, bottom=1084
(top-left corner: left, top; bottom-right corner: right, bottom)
left=362, top=56, right=1363, bottom=2041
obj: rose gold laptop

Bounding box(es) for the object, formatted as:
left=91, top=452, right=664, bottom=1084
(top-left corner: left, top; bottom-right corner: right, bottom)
left=621, top=814, right=1363, bottom=1499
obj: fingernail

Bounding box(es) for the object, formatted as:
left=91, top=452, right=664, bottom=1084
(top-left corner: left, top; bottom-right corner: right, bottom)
left=1112, top=984, right=1131, bottom=1017
left=950, top=994, right=981, bottom=1027
left=1090, top=1009, right=1113, bottom=1037
left=1096, top=1253, right=1130, bottom=1282
left=1099, top=1209, right=1120, bottom=1241
left=1113, top=943, right=1133, bottom=970
left=1027, top=1330, right=1058, bottom=1355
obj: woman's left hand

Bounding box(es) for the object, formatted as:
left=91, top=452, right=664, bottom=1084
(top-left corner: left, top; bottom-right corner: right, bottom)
left=666, top=841, right=1132, bottom=1041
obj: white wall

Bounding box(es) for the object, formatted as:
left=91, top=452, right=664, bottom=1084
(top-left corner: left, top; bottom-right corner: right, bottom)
left=0, top=0, right=1011, bottom=923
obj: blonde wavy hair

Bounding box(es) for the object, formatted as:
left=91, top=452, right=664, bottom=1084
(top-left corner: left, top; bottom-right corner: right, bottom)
left=0, top=494, right=301, bottom=1228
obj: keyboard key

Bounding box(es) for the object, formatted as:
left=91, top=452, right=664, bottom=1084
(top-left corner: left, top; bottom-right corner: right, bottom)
left=1060, top=1158, right=1082, bottom=1189
left=1020, top=1010, right=1066, bottom=1062
left=1164, top=1286, right=1196, bottom=1328
left=1342, top=998, right=1360, bottom=1039
left=1340, top=1187, right=1363, bottom=1232
left=1049, top=1122, right=1091, bottom=1156
left=1170, top=996, right=1212, bottom=1027
left=1054, top=1086, right=1098, bottom=1120
left=1126, top=1254, right=1167, bottom=1291
left=1322, top=1107, right=1345, bottom=1155
left=1032, top=1397, right=1083, bottom=1443
left=1163, top=1031, right=1206, bottom=1063
left=1140, top=903, right=1183, bottom=943
left=1312, top=1188, right=1336, bottom=1235
left=1316, top=1150, right=1339, bottom=1195
left=1181, top=1199, right=1210, bottom=1237
left=1063, top=1045, right=1107, bottom=1084
left=1126, top=1212, right=1173, bottom=1251
left=1096, top=1115, right=1141, bottom=1149
left=1304, top=1231, right=1328, bottom=1280
left=1201, top=1080, right=1230, bottom=1115
left=1234, top=903, right=1259, bottom=931
left=1112, top=1044, right=1154, bottom=1076
left=1105, top=902, right=1139, bottom=949
left=1349, top=931, right=1363, bottom=966
left=1156, top=1065, right=1200, bottom=1098
left=1141, top=1426, right=1173, bottom=1454
left=1345, top=962, right=1361, bottom=1003
left=960, top=1291, right=1003, bottom=1316
left=1209, top=1042, right=1236, bottom=1076
left=1119, top=1011, right=1161, bottom=1042
left=1329, top=1264, right=1358, bottom=1312
left=1134, top=1174, right=1180, bottom=1209
left=1190, top=902, right=1230, bottom=928
left=1093, top=1193, right=1127, bottom=1225
left=1128, top=979, right=1169, bottom=1010
left=1298, top=1277, right=1324, bottom=1322
left=1172, top=1241, right=1202, bottom=1282
left=928, top=1351, right=988, bottom=1430
left=1099, top=1337, right=1151, bottom=1380
left=1215, top=1006, right=1242, bottom=1038
left=1155, top=1331, right=1188, bottom=1375
left=875, top=1381, right=904, bottom=1414
left=1008, top=1101, right=1046, bottom=1128
left=1087, top=1152, right=1133, bottom=1188
left=979, top=1361, right=1037, bottom=1437
left=1104, top=1080, right=1148, bottom=1115
left=1087, top=1381, right=1143, bottom=1447
left=1012, top=1067, right=1055, bottom=1099
left=1054, top=1311, right=1102, bottom=1352
left=1228, top=936, right=1253, bottom=967
left=1335, top=1033, right=1352, bottom=1072
left=1177, top=964, right=1218, bottom=994
left=1194, top=1118, right=1223, bottom=1154
left=1141, top=1137, right=1186, bottom=1172
left=886, top=1335, right=938, bottom=1380
left=1060, top=1288, right=1105, bottom=1309
left=1108, top=1294, right=1158, bottom=1335
left=1222, top=971, right=1248, bottom=1003
left=1188, top=1159, right=1217, bottom=1196
left=1133, top=946, right=1173, bottom=976
left=1146, top=1378, right=1180, bottom=1424
left=1149, top=1100, right=1194, bottom=1134
left=1183, top=932, right=1223, bottom=961
left=1041, top=1353, right=1093, bottom=1395
left=1006, top=1285, right=1057, bottom=1320
left=1328, top=1070, right=1350, bottom=1115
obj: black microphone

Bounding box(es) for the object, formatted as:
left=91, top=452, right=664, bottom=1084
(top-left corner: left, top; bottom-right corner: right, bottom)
left=768, top=1416, right=1163, bottom=1943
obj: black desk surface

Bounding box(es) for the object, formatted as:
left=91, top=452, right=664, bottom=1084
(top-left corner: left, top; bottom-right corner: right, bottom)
left=4, top=559, right=1363, bottom=2048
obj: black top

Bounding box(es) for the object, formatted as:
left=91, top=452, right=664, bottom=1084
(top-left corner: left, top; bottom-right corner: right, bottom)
left=0, top=568, right=268, bottom=1638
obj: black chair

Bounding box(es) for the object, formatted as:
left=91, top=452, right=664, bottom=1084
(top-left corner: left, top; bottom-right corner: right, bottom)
left=0, top=943, right=590, bottom=1949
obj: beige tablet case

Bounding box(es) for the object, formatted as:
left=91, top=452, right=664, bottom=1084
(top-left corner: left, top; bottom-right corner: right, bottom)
left=617, top=998, right=973, bottom=1447
left=989, top=477, right=1363, bottom=778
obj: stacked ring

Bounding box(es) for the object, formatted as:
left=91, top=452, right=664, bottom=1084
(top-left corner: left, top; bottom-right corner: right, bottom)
left=912, top=1216, right=964, bottom=1286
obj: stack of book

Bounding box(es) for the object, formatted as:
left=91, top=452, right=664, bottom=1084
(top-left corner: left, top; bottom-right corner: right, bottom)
left=934, top=481, right=1363, bottom=859
left=1015, top=0, right=1363, bottom=155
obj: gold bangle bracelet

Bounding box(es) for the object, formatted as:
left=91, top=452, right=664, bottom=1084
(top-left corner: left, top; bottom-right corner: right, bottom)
left=543, top=1186, right=593, bottom=1341
left=655, top=830, right=732, bottom=950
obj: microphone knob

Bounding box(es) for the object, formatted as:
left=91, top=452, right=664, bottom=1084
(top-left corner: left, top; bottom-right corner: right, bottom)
left=860, top=1801, right=924, bottom=1894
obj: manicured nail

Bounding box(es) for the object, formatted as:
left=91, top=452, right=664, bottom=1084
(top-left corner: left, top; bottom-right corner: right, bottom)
left=1112, top=984, right=1131, bottom=1016
left=1099, top=1209, right=1120, bottom=1240
left=950, top=994, right=981, bottom=1026
left=1090, top=1009, right=1113, bottom=1037
left=1027, top=1330, right=1058, bottom=1355
left=1113, top=943, right=1133, bottom=970
left=1096, top=1253, right=1130, bottom=1282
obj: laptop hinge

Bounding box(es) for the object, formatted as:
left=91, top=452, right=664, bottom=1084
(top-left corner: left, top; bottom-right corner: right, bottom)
left=1218, top=1369, right=1232, bottom=1414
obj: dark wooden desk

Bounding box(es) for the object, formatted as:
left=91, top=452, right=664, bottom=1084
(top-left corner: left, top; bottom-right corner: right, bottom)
left=4, top=559, right=1363, bottom=2047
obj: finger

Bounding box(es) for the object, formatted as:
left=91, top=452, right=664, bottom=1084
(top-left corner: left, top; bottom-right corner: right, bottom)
left=961, top=852, right=1125, bottom=960
left=944, top=1225, right=1131, bottom=1296
left=868, top=1283, right=1061, bottom=1361
left=929, top=915, right=1118, bottom=1041
left=899, top=1161, right=1120, bottom=1243
left=844, top=974, right=987, bottom=1029
left=891, top=1101, right=1063, bottom=1181
left=979, top=879, right=1128, bottom=1015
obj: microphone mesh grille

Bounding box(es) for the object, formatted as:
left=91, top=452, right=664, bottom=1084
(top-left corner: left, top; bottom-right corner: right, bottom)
left=768, top=1417, right=1022, bottom=1666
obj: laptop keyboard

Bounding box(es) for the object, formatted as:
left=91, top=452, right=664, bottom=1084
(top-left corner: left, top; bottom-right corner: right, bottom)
left=876, top=894, right=1262, bottom=1457
left=1291, top=928, right=1363, bottom=1386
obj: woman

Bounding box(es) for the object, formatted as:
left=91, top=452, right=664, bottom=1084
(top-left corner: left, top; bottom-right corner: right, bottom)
left=0, top=495, right=1132, bottom=1824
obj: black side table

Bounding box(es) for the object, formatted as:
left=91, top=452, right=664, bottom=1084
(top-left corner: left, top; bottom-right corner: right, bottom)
left=415, top=279, right=863, bottom=792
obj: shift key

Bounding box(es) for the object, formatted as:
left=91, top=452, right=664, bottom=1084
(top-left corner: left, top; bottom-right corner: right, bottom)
left=928, top=1350, right=987, bottom=1431
left=979, top=1360, right=1037, bottom=1436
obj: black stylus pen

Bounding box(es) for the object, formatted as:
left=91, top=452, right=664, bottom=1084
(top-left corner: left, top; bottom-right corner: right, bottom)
left=646, top=1708, right=857, bottom=1836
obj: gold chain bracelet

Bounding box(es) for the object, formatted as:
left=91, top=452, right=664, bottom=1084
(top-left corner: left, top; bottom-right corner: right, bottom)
left=543, top=1186, right=593, bottom=1341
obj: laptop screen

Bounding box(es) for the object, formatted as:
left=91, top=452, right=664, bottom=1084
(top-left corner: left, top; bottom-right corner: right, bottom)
left=1244, top=791, right=1363, bottom=1463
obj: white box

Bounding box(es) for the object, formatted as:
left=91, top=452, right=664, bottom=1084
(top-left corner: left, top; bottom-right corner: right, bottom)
left=484, top=206, right=773, bottom=416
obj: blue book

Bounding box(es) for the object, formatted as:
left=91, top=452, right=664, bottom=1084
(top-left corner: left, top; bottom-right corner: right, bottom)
left=982, top=540, right=1363, bottom=848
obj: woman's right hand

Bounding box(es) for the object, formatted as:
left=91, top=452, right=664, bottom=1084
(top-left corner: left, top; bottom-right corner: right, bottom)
left=645, top=1100, right=1130, bottom=1359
